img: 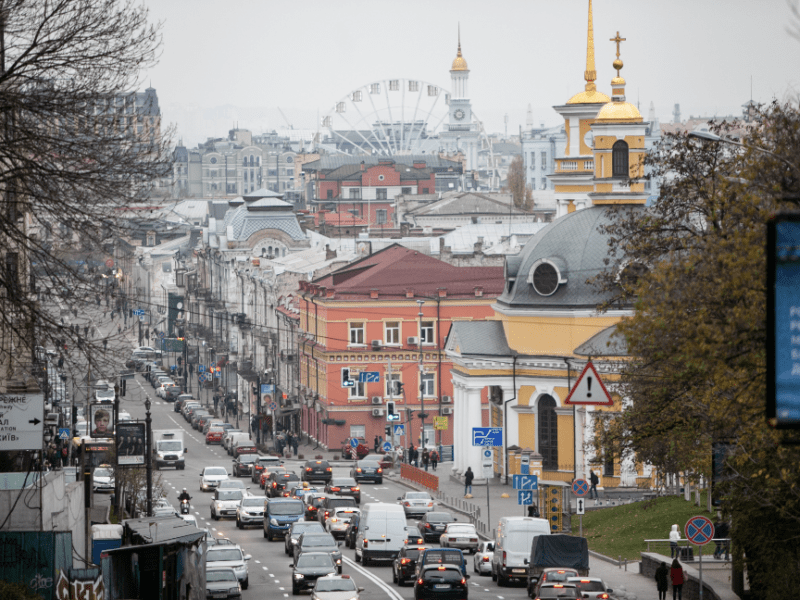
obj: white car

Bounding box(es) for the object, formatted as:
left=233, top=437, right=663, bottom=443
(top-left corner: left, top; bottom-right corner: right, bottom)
left=92, top=465, right=114, bottom=493
left=118, top=410, right=132, bottom=422
left=325, top=507, right=360, bottom=539
left=473, top=540, right=494, bottom=575
left=181, top=514, right=199, bottom=527
left=566, top=577, right=614, bottom=600
left=211, top=488, right=245, bottom=520
left=311, top=575, right=363, bottom=600
left=156, top=380, right=176, bottom=398
left=397, top=491, right=435, bottom=517
left=439, top=522, right=479, bottom=553
left=235, top=495, right=266, bottom=529
left=201, top=466, right=229, bottom=492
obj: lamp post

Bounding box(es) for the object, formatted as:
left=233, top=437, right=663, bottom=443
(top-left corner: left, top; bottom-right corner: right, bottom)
left=145, top=397, right=153, bottom=518
left=416, top=299, right=426, bottom=451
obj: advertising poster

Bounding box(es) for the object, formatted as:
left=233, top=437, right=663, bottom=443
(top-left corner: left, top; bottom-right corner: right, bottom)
left=89, top=402, right=114, bottom=438
left=116, top=422, right=145, bottom=466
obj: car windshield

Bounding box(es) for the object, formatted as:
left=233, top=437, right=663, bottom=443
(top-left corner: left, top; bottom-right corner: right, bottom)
left=407, top=492, right=430, bottom=500
left=358, top=460, right=379, bottom=468
left=297, top=554, right=334, bottom=568
left=204, top=467, right=227, bottom=476
left=219, top=481, right=245, bottom=489
left=159, top=441, right=182, bottom=451
left=315, top=578, right=357, bottom=592
left=539, top=588, right=578, bottom=599
left=403, top=549, right=421, bottom=559
left=545, top=571, right=577, bottom=582
left=423, top=567, right=463, bottom=581
left=94, top=468, right=113, bottom=478
left=217, top=491, right=243, bottom=501
left=571, top=581, right=605, bottom=592
left=428, top=513, right=455, bottom=522
left=303, top=535, right=335, bottom=547
left=207, top=549, right=243, bottom=562
left=446, top=525, right=475, bottom=534
left=207, top=569, right=237, bottom=582
left=270, top=501, right=304, bottom=515
left=258, top=458, right=279, bottom=466
left=422, top=550, right=462, bottom=565
left=239, top=455, right=257, bottom=463
left=293, top=522, right=324, bottom=534
left=242, top=498, right=264, bottom=507
left=332, top=478, right=356, bottom=486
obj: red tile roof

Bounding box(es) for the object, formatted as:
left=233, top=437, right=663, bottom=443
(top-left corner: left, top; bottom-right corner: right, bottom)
left=311, top=244, right=504, bottom=299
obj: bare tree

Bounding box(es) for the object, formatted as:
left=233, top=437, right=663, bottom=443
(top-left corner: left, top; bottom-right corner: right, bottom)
left=0, top=0, right=170, bottom=386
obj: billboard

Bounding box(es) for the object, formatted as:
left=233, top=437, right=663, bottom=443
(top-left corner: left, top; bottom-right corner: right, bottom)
left=89, top=402, right=114, bottom=438
left=116, top=422, right=145, bottom=466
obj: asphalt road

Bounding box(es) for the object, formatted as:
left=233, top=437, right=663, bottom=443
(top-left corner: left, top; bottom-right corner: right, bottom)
left=115, top=368, right=530, bottom=600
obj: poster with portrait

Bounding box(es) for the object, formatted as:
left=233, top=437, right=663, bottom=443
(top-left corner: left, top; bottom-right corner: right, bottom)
left=116, top=422, right=145, bottom=466
left=89, top=402, right=115, bottom=438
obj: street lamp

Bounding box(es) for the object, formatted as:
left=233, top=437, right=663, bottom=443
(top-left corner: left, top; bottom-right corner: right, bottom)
left=145, top=397, right=153, bottom=518
left=688, top=130, right=798, bottom=174
left=416, top=299, right=426, bottom=454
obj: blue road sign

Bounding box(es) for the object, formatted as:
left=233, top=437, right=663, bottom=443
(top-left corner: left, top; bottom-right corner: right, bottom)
left=350, top=438, right=360, bottom=449
left=685, top=516, right=715, bottom=546
left=518, top=490, right=534, bottom=505
left=214, top=370, right=221, bottom=378
left=513, top=474, right=539, bottom=490
left=382, top=441, right=393, bottom=452
left=359, top=371, right=380, bottom=383
left=268, top=401, right=278, bottom=411
left=261, top=384, right=275, bottom=395
left=393, top=424, right=405, bottom=437
left=198, top=365, right=206, bottom=373
left=472, top=427, right=503, bottom=447
left=572, top=478, right=589, bottom=497
left=58, top=428, right=70, bottom=441
left=159, top=331, right=165, bottom=339
left=132, top=309, right=145, bottom=316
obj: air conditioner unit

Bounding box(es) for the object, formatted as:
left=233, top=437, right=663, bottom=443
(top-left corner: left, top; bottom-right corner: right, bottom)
left=371, top=397, right=383, bottom=405
left=407, top=336, right=419, bottom=346
left=441, top=395, right=452, bottom=404
left=441, top=407, right=453, bottom=415
left=371, top=340, right=381, bottom=349
left=371, top=408, right=384, bottom=417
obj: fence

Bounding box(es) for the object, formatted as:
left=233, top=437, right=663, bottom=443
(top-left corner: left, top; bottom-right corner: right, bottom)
left=434, top=489, right=492, bottom=538
left=400, top=463, right=439, bottom=492
left=643, top=538, right=731, bottom=562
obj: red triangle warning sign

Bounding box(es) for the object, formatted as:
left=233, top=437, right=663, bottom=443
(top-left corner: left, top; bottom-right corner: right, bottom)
left=564, top=361, right=613, bottom=406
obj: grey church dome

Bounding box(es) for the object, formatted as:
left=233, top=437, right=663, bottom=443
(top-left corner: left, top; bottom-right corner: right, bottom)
left=497, top=206, right=642, bottom=310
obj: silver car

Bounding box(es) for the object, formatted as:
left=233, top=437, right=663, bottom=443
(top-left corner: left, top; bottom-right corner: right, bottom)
left=211, top=489, right=244, bottom=520
left=236, top=495, right=265, bottom=529
left=397, top=491, right=435, bottom=517
left=473, top=540, right=494, bottom=575
left=439, top=522, right=479, bottom=553
left=201, top=466, right=229, bottom=492
left=205, top=544, right=251, bottom=590
left=311, top=575, right=363, bottom=600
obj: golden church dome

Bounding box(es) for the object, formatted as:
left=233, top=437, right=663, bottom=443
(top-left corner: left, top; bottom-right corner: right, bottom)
left=595, top=101, right=642, bottom=122
left=567, top=89, right=611, bottom=105
left=452, top=45, right=468, bottom=71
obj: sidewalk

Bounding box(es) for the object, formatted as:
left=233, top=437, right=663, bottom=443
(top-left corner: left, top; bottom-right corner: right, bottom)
left=383, top=458, right=737, bottom=600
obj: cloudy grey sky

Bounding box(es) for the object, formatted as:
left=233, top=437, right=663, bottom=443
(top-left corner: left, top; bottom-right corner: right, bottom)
left=141, top=0, right=800, bottom=146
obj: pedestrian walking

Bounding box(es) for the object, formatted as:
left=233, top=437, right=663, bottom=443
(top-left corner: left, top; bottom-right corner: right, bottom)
left=422, top=448, right=430, bottom=471
left=589, top=469, right=599, bottom=499
left=669, top=524, right=681, bottom=559
left=117, top=324, right=122, bottom=334
left=670, top=558, right=686, bottom=600
left=57, top=354, right=64, bottom=369
left=413, top=446, right=419, bottom=468
left=655, top=561, right=669, bottom=600
left=430, top=449, right=439, bottom=471
left=292, top=434, right=299, bottom=456
left=464, top=466, right=474, bottom=496
left=374, top=435, right=380, bottom=454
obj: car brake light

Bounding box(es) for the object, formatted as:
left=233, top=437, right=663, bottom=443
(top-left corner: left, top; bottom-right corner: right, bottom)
left=331, top=518, right=338, bottom=523
left=326, top=467, right=332, bottom=471
left=553, top=585, right=564, bottom=588
left=482, top=556, right=490, bottom=562
left=363, top=540, right=368, bottom=547
left=356, top=468, right=362, bottom=473
left=331, top=487, right=340, bottom=492
left=417, top=579, right=423, bottom=585
left=306, top=467, right=312, bottom=472
left=461, top=578, right=466, bottom=585
left=502, top=551, right=507, bottom=565
left=438, top=566, right=446, bottom=571
left=425, top=523, right=432, bottom=529
left=401, top=558, right=410, bottom=565
left=352, top=487, right=360, bottom=491
left=599, top=594, right=609, bottom=599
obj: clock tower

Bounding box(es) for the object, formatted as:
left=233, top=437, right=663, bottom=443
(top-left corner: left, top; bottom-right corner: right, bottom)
left=441, top=29, right=480, bottom=174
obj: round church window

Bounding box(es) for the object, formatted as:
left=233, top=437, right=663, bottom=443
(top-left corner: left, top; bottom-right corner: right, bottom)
left=532, top=262, right=559, bottom=296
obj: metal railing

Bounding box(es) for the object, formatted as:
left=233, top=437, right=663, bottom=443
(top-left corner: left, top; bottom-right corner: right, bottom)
left=643, top=538, right=731, bottom=562
left=435, top=489, right=490, bottom=537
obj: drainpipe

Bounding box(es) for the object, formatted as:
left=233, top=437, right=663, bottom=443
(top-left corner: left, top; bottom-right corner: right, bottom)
left=504, top=355, right=517, bottom=486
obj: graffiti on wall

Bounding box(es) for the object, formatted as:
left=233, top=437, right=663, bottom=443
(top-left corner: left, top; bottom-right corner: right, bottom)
left=54, top=569, right=105, bottom=600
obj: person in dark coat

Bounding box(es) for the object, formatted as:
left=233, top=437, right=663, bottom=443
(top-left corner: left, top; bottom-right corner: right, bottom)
left=464, top=466, right=474, bottom=496
left=655, top=561, right=669, bottom=600
left=670, top=559, right=686, bottom=600
left=374, top=436, right=380, bottom=453
left=422, top=448, right=430, bottom=471
left=589, top=469, right=599, bottom=499
left=430, top=449, right=439, bottom=471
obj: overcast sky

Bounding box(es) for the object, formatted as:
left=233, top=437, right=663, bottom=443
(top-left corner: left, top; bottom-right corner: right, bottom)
left=141, top=0, right=800, bottom=147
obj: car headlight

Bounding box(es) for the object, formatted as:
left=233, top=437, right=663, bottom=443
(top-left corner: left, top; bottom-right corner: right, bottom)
left=270, top=518, right=279, bottom=525
left=230, top=588, right=240, bottom=594
left=294, top=573, right=304, bottom=580
left=291, top=538, right=298, bottom=544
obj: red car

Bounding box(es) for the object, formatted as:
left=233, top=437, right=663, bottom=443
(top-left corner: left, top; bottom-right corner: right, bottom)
left=206, top=428, right=224, bottom=444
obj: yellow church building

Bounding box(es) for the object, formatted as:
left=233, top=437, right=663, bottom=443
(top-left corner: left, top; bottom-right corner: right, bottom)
left=445, top=1, right=650, bottom=491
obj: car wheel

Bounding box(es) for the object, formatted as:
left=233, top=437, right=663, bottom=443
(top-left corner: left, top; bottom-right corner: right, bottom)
left=362, top=556, right=369, bottom=567
left=377, top=479, right=383, bottom=484
left=236, top=518, right=242, bottom=529
left=355, top=551, right=361, bottom=563
left=498, top=573, right=507, bottom=587
left=491, top=568, right=497, bottom=582
left=392, top=566, right=397, bottom=584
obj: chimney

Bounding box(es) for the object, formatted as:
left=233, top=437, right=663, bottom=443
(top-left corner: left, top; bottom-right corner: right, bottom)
left=370, top=289, right=379, bottom=299
left=438, top=237, right=445, bottom=253
left=189, top=227, right=202, bottom=249
left=405, top=289, right=414, bottom=298
left=474, top=236, right=484, bottom=255
left=438, top=288, right=447, bottom=298
left=326, top=288, right=336, bottom=299
left=474, top=286, right=484, bottom=297
left=441, top=245, right=452, bottom=262
left=400, top=222, right=410, bottom=237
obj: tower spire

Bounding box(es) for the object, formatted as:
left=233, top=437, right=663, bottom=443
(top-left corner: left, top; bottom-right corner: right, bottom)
left=583, top=0, right=597, bottom=92
left=457, top=23, right=462, bottom=58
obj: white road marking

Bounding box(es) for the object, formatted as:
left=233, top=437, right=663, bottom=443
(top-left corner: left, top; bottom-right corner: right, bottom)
left=342, top=556, right=405, bottom=600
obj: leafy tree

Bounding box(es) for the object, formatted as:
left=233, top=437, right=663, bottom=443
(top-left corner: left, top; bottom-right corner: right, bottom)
left=594, top=101, right=800, bottom=599
left=0, top=0, right=170, bottom=387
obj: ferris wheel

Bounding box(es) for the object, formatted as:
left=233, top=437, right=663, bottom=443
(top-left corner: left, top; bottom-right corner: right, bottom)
left=322, top=78, right=476, bottom=156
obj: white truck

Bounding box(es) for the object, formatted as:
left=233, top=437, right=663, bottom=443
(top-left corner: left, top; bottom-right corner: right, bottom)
left=152, top=430, right=186, bottom=470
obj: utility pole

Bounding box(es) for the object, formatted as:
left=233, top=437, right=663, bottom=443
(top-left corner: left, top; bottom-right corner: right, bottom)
left=388, top=357, right=395, bottom=452
left=416, top=300, right=426, bottom=449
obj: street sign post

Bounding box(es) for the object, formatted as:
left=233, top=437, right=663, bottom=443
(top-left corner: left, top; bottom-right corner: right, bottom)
left=572, top=478, right=589, bottom=497
left=359, top=371, right=380, bottom=383
left=520, top=453, right=530, bottom=475
left=512, top=474, right=539, bottom=490
left=350, top=438, right=359, bottom=449
left=471, top=427, right=503, bottom=446
left=564, top=361, right=613, bottom=406
left=518, top=490, right=534, bottom=505
left=0, top=392, right=44, bottom=451
left=261, top=384, right=274, bottom=395
left=686, top=516, right=715, bottom=600
left=268, top=401, right=278, bottom=412
left=58, top=428, right=70, bottom=441
left=132, top=309, right=144, bottom=316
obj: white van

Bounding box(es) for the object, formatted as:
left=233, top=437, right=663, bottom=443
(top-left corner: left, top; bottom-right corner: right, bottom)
left=355, top=502, right=407, bottom=566
left=491, top=516, right=550, bottom=586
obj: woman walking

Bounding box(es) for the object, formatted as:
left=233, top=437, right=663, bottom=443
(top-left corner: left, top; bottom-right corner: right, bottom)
left=655, top=561, right=669, bottom=600
left=670, top=558, right=686, bottom=600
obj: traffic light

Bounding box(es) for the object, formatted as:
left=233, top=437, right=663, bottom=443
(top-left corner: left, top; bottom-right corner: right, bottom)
left=384, top=424, right=391, bottom=436
left=393, top=381, right=404, bottom=396
left=341, top=367, right=353, bottom=388
left=386, top=401, right=395, bottom=416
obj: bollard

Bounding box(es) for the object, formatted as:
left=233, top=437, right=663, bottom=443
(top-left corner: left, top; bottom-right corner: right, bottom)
left=618, top=555, right=622, bottom=568
left=624, top=559, right=628, bottom=571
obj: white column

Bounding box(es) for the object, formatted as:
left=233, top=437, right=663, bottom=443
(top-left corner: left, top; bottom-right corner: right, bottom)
left=465, top=385, right=483, bottom=480
left=452, top=381, right=465, bottom=475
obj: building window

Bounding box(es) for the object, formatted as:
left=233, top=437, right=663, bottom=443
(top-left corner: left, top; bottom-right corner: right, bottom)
left=385, top=373, right=401, bottom=397
left=401, top=187, right=411, bottom=195
left=349, top=188, right=361, bottom=199
left=422, top=187, right=429, bottom=194
left=561, top=161, right=577, bottom=171
left=541, top=151, right=547, bottom=169
left=421, top=373, right=435, bottom=397
left=385, top=321, right=400, bottom=345
left=326, top=189, right=333, bottom=199
left=349, top=380, right=366, bottom=398
left=349, top=322, right=365, bottom=345
left=540, top=178, right=547, bottom=190
left=538, top=395, right=558, bottom=470
left=350, top=424, right=365, bottom=438
left=420, top=321, right=434, bottom=344
left=376, top=209, right=387, bottom=224
left=376, top=188, right=387, bottom=200
left=612, top=140, right=629, bottom=176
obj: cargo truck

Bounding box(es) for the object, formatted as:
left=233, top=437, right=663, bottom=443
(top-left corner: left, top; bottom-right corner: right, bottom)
left=152, top=430, right=186, bottom=469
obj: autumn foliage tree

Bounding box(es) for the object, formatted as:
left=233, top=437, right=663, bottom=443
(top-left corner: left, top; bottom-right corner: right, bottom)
left=594, top=101, right=800, bottom=599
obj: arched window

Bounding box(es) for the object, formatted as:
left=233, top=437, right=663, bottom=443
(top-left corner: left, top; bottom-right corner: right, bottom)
left=242, top=157, right=247, bottom=166
left=612, top=140, right=629, bottom=177
left=249, top=155, right=254, bottom=166
left=538, top=395, right=558, bottom=470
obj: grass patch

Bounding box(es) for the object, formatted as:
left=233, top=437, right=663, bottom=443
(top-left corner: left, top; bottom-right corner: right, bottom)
left=570, top=492, right=716, bottom=561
